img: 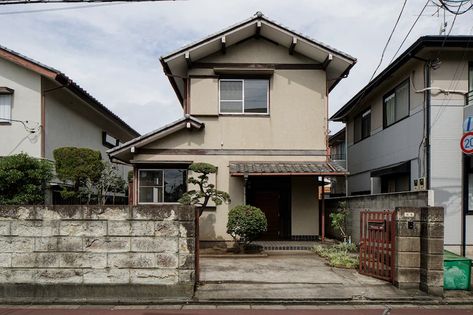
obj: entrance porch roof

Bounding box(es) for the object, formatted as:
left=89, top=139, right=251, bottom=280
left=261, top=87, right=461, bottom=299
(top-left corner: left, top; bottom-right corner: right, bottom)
left=229, top=161, right=347, bottom=176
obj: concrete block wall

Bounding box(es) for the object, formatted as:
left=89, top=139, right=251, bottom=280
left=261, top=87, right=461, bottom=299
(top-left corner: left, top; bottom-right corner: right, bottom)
left=326, top=191, right=429, bottom=243
left=0, top=205, right=195, bottom=303
left=394, top=207, right=444, bottom=296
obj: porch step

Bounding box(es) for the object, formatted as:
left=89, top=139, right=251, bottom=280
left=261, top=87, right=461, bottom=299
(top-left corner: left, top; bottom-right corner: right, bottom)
left=253, top=241, right=318, bottom=251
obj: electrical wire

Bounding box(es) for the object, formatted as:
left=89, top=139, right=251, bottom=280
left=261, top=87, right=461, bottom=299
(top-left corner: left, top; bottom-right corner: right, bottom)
left=0, top=2, right=123, bottom=14
left=0, top=0, right=176, bottom=5
left=438, top=0, right=473, bottom=15
left=369, top=0, right=408, bottom=82
left=389, top=0, right=430, bottom=63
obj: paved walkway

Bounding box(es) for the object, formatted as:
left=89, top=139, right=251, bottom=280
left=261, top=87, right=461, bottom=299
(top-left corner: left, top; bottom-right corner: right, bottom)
left=197, top=254, right=428, bottom=301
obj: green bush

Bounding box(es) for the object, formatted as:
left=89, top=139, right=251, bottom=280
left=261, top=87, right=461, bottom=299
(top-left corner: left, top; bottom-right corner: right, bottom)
left=53, top=147, right=104, bottom=202
left=226, top=205, right=267, bottom=249
left=0, top=153, right=53, bottom=205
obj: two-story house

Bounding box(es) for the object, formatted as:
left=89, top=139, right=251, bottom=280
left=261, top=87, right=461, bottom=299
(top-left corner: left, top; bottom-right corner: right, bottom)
left=108, top=13, right=356, bottom=243
left=0, top=45, right=140, bottom=202
left=331, top=36, right=473, bottom=257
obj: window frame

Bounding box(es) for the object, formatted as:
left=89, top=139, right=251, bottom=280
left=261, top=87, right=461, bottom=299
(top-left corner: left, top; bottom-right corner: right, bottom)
left=218, top=78, right=269, bottom=115
left=137, top=168, right=187, bottom=205
left=354, top=108, right=371, bottom=143
left=0, top=87, right=14, bottom=123
left=383, top=79, right=410, bottom=129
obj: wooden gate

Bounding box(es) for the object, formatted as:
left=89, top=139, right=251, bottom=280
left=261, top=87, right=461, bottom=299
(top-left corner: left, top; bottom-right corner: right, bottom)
left=359, top=210, right=396, bottom=282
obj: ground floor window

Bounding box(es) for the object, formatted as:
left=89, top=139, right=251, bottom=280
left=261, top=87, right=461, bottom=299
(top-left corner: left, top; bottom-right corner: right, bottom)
left=380, top=173, right=410, bottom=193
left=138, top=169, right=187, bottom=204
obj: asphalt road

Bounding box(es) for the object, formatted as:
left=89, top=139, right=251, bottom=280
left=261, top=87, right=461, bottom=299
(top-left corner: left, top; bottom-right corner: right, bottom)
left=0, top=307, right=472, bottom=315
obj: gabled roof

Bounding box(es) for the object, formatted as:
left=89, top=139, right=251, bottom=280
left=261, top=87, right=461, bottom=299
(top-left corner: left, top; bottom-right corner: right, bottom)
left=0, top=44, right=139, bottom=138
left=107, top=114, right=204, bottom=162
left=160, top=12, right=357, bottom=105
left=331, top=35, right=473, bottom=122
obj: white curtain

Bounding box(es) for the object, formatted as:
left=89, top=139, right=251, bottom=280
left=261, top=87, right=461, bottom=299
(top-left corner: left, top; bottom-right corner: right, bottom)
left=0, top=94, right=12, bottom=120
left=385, top=94, right=395, bottom=126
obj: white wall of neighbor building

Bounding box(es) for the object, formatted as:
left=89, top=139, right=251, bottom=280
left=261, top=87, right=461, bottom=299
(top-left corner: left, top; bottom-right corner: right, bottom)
left=0, top=58, right=42, bottom=157
left=429, top=55, right=471, bottom=248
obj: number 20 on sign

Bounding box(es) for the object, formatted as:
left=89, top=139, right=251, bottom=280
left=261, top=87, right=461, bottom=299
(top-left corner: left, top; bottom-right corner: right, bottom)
left=461, top=131, right=473, bottom=154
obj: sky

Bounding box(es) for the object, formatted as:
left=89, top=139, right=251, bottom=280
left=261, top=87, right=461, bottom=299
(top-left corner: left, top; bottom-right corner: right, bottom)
left=0, top=0, right=472, bottom=135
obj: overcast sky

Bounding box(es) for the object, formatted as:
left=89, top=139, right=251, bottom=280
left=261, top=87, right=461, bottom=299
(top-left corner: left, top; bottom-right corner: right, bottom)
left=0, top=0, right=471, bottom=135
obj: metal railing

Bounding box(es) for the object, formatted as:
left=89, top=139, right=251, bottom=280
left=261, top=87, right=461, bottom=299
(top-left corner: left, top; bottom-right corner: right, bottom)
left=468, top=90, right=473, bottom=105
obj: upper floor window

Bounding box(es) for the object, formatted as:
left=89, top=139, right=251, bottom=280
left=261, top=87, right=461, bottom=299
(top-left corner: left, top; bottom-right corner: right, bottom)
left=354, top=109, right=371, bottom=143
left=0, top=87, right=13, bottom=122
left=138, top=168, right=187, bottom=204
left=219, top=79, right=269, bottom=114
left=383, top=80, right=409, bottom=128
left=102, top=131, right=120, bottom=148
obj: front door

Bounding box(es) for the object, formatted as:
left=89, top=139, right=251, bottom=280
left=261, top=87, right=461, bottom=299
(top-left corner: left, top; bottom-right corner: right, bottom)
left=246, top=176, right=291, bottom=240
left=251, top=191, right=280, bottom=240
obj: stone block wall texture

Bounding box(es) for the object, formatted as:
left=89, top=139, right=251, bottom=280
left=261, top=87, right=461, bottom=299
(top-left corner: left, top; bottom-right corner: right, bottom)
left=0, top=205, right=195, bottom=303
left=394, top=207, right=444, bottom=296
left=326, top=191, right=429, bottom=243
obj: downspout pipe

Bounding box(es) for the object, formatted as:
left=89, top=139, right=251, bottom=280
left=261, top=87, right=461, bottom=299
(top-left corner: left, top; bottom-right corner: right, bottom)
left=424, top=62, right=431, bottom=190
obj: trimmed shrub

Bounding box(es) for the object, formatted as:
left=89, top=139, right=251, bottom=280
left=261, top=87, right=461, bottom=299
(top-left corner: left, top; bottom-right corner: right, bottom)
left=227, top=205, right=267, bottom=250
left=0, top=153, right=53, bottom=205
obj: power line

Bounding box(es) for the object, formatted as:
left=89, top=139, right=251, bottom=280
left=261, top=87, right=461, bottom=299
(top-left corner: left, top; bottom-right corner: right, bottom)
left=0, top=1, right=123, bottom=13
left=438, top=0, right=473, bottom=15
left=389, top=0, right=430, bottom=63
left=0, top=0, right=176, bottom=5
left=369, top=0, right=408, bottom=82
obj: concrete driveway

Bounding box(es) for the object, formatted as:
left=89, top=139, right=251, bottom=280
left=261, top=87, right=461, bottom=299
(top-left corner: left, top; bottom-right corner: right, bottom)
left=196, top=254, right=429, bottom=302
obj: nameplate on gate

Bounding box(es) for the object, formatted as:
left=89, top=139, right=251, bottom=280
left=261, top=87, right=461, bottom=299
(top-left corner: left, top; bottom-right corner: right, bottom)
left=403, top=212, right=415, bottom=218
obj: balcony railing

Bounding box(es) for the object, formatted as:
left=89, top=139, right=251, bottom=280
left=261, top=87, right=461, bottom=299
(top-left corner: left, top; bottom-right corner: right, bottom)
left=468, top=90, right=473, bottom=105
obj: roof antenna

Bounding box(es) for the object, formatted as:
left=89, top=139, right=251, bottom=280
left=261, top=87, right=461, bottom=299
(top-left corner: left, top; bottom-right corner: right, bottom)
left=255, top=11, right=263, bottom=17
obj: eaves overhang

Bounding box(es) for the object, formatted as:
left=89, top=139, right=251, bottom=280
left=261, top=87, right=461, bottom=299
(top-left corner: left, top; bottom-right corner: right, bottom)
left=160, top=12, right=357, bottom=106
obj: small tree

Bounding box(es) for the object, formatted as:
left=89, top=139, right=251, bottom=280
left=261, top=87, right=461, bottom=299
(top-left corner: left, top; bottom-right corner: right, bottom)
left=227, top=205, right=267, bottom=252
left=178, top=162, right=230, bottom=216
left=0, top=153, right=53, bottom=205
left=53, top=147, right=104, bottom=203
left=97, top=162, right=127, bottom=205
left=330, top=201, right=349, bottom=241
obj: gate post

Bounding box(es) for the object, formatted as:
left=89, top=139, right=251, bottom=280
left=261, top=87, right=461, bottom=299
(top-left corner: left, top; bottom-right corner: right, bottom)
left=394, top=206, right=444, bottom=296
left=394, top=207, right=422, bottom=290
left=420, top=207, right=444, bottom=296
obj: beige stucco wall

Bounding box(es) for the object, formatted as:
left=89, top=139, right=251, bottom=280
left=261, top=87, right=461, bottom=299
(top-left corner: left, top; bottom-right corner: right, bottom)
left=168, top=68, right=327, bottom=151
left=291, top=176, right=319, bottom=236
left=197, top=38, right=315, bottom=64
left=0, top=58, right=42, bottom=157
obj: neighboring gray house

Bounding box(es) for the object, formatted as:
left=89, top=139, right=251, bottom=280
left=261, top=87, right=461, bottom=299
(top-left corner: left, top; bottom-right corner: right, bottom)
left=0, top=45, right=140, bottom=201
left=328, top=127, right=346, bottom=197
left=331, top=36, right=473, bottom=257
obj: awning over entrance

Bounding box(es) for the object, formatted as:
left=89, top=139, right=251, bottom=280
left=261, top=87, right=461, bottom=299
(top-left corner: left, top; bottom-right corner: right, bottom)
left=229, top=161, right=348, bottom=176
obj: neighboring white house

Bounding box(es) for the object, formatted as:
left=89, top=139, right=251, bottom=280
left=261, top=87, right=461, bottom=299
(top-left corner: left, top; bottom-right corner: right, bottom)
left=0, top=44, right=140, bottom=202
left=108, top=13, right=356, bottom=244
left=331, top=36, right=473, bottom=257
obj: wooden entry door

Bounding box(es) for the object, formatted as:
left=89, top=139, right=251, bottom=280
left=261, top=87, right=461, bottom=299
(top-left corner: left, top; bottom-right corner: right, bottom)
left=251, top=191, right=281, bottom=240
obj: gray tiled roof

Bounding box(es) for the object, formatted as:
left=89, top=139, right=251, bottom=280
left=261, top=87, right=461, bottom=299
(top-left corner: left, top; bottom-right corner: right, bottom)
left=229, top=161, right=347, bottom=175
